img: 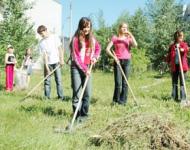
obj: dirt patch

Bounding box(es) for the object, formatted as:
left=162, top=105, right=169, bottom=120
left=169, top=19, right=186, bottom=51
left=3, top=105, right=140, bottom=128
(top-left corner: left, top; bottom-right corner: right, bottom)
left=89, top=113, right=190, bottom=149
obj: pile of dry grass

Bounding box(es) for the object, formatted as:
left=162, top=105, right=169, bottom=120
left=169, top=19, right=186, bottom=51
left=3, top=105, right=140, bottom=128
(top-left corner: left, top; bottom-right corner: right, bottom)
left=89, top=113, right=190, bottom=149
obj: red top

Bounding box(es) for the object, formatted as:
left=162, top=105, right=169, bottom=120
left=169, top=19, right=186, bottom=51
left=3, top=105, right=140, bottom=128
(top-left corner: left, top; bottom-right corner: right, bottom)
left=166, top=41, right=189, bottom=72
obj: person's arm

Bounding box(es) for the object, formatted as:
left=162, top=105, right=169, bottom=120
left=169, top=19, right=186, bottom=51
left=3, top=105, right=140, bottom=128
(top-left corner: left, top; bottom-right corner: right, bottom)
left=106, top=40, right=119, bottom=62
left=43, top=51, right=50, bottom=75
left=14, top=57, right=17, bottom=70
left=127, top=31, right=138, bottom=47
left=91, top=40, right=101, bottom=64
left=180, top=42, right=189, bottom=54
left=72, top=37, right=88, bottom=73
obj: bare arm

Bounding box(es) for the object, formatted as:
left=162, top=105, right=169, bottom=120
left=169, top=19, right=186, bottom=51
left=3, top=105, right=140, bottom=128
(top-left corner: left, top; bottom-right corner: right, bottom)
left=127, top=31, right=138, bottom=47
left=106, top=41, right=118, bottom=62
left=43, top=52, right=50, bottom=75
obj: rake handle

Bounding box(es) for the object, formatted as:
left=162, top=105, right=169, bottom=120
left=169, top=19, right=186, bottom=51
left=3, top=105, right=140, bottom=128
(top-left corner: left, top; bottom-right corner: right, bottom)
left=69, top=64, right=93, bottom=131
left=176, top=45, right=187, bottom=100
left=112, top=51, right=138, bottom=105
left=20, top=64, right=60, bottom=102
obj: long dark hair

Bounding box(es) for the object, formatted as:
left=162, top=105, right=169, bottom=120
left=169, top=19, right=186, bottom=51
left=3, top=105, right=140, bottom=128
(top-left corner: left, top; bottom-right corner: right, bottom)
left=70, top=17, right=94, bottom=51
left=174, top=30, right=183, bottom=43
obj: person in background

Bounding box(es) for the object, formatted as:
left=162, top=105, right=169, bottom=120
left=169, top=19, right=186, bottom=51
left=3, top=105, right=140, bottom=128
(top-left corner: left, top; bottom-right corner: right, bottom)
left=20, top=48, right=33, bottom=87
left=5, top=45, right=17, bottom=92
left=166, top=30, right=189, bottom=103
left=37, top=25, right=65, bottom=100
left=70, top=17, right=101, bottom=122
left=106, top=22, right=137, bottom=105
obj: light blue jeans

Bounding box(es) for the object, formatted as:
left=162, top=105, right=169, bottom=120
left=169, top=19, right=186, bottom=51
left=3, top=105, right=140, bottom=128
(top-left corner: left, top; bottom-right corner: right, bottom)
left=44, top=63, right=64, bottom=99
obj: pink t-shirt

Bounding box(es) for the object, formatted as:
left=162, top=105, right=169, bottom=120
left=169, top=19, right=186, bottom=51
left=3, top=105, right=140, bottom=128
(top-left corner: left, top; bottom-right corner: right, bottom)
left=112, top=35, right=132, bottom=59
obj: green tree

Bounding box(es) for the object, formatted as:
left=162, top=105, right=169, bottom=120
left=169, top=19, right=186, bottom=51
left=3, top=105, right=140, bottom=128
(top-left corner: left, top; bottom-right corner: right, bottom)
left=112, top=11, right=130, bottom=34
left=0, top=0, right=37, bottom=65
left=128, top=8, right=151, bottom=50
left=146, top=0, right=183, bottom=69
left=94, top=10, right=113, bottom=71
left=112, top=10, right=151, bottom=74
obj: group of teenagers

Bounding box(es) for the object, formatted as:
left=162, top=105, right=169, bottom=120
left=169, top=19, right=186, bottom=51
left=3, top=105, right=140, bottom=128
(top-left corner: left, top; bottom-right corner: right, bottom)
left=4, top=17, right=189, bottom=121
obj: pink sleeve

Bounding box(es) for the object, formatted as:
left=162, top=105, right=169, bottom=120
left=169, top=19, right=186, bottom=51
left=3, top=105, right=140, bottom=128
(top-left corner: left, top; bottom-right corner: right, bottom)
left=92, top=40, right=101, bottom=60
left=111, top=36, right=116, bottom=43
left=72, top=37, right=88, bottom=73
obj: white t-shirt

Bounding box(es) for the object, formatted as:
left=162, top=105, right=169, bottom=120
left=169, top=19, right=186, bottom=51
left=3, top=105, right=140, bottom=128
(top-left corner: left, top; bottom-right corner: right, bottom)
left=39, top=34, right=61, bottom=64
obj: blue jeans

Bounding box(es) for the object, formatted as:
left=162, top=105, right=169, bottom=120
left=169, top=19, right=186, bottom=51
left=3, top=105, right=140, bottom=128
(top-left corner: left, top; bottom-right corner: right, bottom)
left=44, top=63, right=64, bottom=99
left=71, top=62, right=91, bottom=117
left=171, top=65, right=186, bottom=101
left=113, top=59, right=130, bottom=104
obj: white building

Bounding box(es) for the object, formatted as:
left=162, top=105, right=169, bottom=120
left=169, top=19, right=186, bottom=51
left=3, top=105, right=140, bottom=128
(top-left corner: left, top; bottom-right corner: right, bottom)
left=26, top=0, right=62, bottom=38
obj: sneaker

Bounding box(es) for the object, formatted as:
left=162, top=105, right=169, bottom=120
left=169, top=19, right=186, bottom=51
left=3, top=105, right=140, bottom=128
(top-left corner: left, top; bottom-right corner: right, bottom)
left=181, top=100, right=190, bottom=107
left=180, top=100, right=187, bottom=107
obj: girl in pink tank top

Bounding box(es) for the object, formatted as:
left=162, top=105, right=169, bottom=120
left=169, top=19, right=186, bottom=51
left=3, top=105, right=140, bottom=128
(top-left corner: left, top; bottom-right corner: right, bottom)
left=106, top=22, right=137, bottom=105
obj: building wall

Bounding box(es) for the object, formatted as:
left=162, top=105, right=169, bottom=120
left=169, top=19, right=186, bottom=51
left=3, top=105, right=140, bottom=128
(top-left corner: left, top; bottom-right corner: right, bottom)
left=26, top=0, right=62, bottom=38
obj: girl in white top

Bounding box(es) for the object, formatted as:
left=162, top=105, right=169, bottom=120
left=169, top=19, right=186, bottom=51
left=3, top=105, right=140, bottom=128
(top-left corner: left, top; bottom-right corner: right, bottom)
left=21, top=48, right=33, bottom=87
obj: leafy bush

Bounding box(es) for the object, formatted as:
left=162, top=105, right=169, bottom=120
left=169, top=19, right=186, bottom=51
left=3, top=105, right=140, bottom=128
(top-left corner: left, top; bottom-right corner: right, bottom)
left=131, top=47, right=150, bottom=75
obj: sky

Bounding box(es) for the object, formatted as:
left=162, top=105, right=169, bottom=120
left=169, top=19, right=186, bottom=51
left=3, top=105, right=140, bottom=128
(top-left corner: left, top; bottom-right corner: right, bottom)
left=61, top=0, right=190, bottom=37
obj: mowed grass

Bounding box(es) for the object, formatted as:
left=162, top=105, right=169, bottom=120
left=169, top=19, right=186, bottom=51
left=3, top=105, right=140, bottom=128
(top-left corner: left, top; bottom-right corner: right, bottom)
left=0, top=67, right=190, bottom=150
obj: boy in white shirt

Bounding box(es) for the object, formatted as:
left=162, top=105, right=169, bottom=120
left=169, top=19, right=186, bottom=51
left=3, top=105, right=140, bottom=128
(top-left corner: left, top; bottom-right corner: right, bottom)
left=37, top=25, right=64, bottom=100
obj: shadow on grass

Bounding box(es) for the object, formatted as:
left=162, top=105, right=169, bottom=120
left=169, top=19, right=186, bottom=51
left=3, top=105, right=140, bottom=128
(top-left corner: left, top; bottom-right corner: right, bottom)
left=91, top=97, right=99, bottom=104
left=0, top=84, right=4, bottom=90
left=153, top=74, right=164, bottom=79
left=152, top=94, right=172, bottom=101
left=43, top=106, right=67, bottom=116
left=63, top=96, right=72, bottom=102
left=20, top=105, right=68, bottom=117
left=26, top=95, right=44, bottom=101
left=21, top=95, right=72, bottom=102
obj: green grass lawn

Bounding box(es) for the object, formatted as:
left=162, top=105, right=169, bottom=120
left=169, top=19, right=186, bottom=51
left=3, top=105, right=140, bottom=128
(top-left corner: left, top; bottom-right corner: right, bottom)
left=0, top=67, right=190, bottom=150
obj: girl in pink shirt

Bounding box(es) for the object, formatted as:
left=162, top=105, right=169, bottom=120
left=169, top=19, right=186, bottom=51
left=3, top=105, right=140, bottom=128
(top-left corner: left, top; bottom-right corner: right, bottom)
left=70, top=17, right=101, bottom=121
left=106, top=22, right=137, bottom=105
